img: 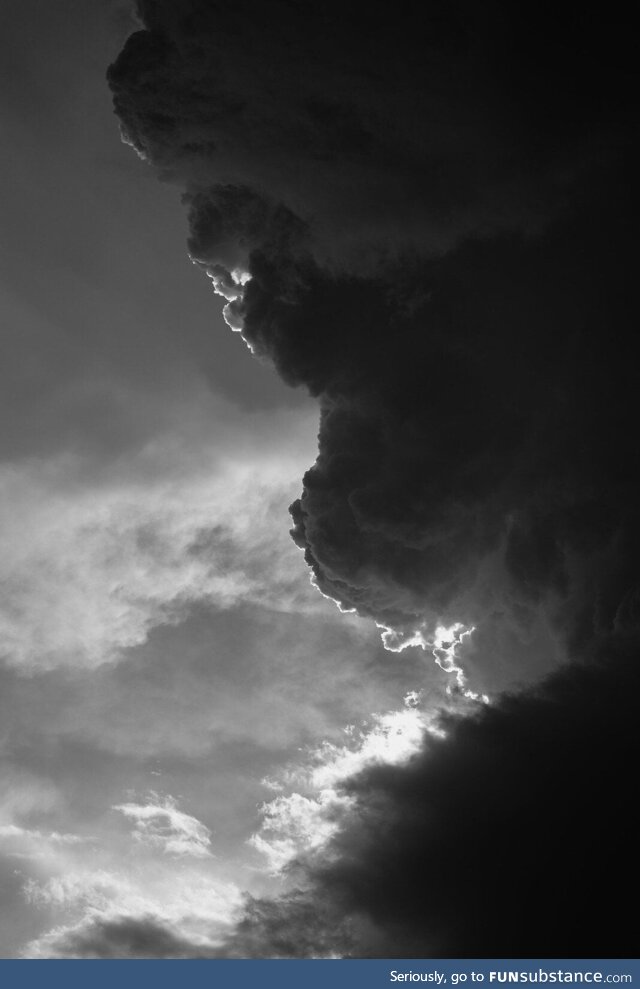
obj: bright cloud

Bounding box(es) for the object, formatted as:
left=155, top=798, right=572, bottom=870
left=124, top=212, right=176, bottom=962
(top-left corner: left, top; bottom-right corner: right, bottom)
left=113, top=793, right=213, bottom=859
left=0, top=395, right=320, bottom=672
left=249, top=691, right=445, bottom=873
left=380, top=621, right=488, bottom=701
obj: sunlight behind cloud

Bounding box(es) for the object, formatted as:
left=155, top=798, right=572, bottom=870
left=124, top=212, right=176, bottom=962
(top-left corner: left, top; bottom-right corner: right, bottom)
left=249, top=690, right=444, bottom=873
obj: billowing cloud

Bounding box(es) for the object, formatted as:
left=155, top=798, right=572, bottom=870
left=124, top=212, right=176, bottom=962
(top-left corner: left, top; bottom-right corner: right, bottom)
left=104, top=0, right=638, bottom=962
left=110, top=1, right=630, bottom=269
left=107, top=0, right=637, bottom=680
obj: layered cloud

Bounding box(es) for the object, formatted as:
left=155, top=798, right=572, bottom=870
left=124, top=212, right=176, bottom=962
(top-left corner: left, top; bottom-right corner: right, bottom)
left=24, top=863, right=243, bottom=958
left=19, top=790, right=243, bottom=958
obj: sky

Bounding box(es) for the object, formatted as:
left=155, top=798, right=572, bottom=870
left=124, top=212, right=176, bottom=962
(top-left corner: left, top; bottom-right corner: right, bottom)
left=0, top=0, right=637, bottom=960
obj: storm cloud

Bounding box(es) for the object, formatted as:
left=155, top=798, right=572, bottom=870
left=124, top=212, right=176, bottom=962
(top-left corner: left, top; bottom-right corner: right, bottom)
left=105, top=0, right=639, bottom=959
left=108, top=0, right=637, bottom=665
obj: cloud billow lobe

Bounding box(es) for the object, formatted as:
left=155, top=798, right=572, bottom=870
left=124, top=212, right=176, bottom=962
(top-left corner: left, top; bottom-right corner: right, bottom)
left=244, top=195, right=636, bottom=659
left=108, top=0, right=638, bottom=957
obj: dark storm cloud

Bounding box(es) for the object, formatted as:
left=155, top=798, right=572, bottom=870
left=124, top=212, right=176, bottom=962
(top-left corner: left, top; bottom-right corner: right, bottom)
left=108, top=0, right=637, bottom=658
left=219, top=890, right=354, bottom=959
left=106, top=1, right=638, bottom=958
left=110, top=0, right=632, bottom=263
left=288, top=185, right=638, bottom=655
left=218, top=640, right=639, bottom=958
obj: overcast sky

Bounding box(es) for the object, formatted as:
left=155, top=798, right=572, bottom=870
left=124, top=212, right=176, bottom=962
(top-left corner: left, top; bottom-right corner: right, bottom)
left=1, top=0, right=637, bottom=960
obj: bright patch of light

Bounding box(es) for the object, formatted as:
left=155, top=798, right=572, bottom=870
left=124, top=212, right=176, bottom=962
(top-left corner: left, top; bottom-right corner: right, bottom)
left=380, top=626, right=427, bottom=651
left=310, top=702, right=432, bottom=790
left=250, top=690, right=445, bottom=873
left=202, top=263, right=252, bottom=334
left=377, top=620, right=489, bottom=703
left=305, top=567, right=485, bottom=703
left=249, top=789, right=352, bottom=873
left=186, top=259, right=253, bottom=336
left=308, top=573, right=357, bottom=613
left=119, top=125, right=148, bottom=161
left=432, top=622, right=473, bottom=687
left=231, top=268, right=252, bottom=286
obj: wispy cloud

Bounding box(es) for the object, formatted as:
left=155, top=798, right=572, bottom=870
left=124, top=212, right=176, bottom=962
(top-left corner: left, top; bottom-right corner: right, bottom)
left=0, top=397, right=320, bottom=672
left=113, top=793, right=213, bottom=859
left=0, top=825, right=89, bottom=846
